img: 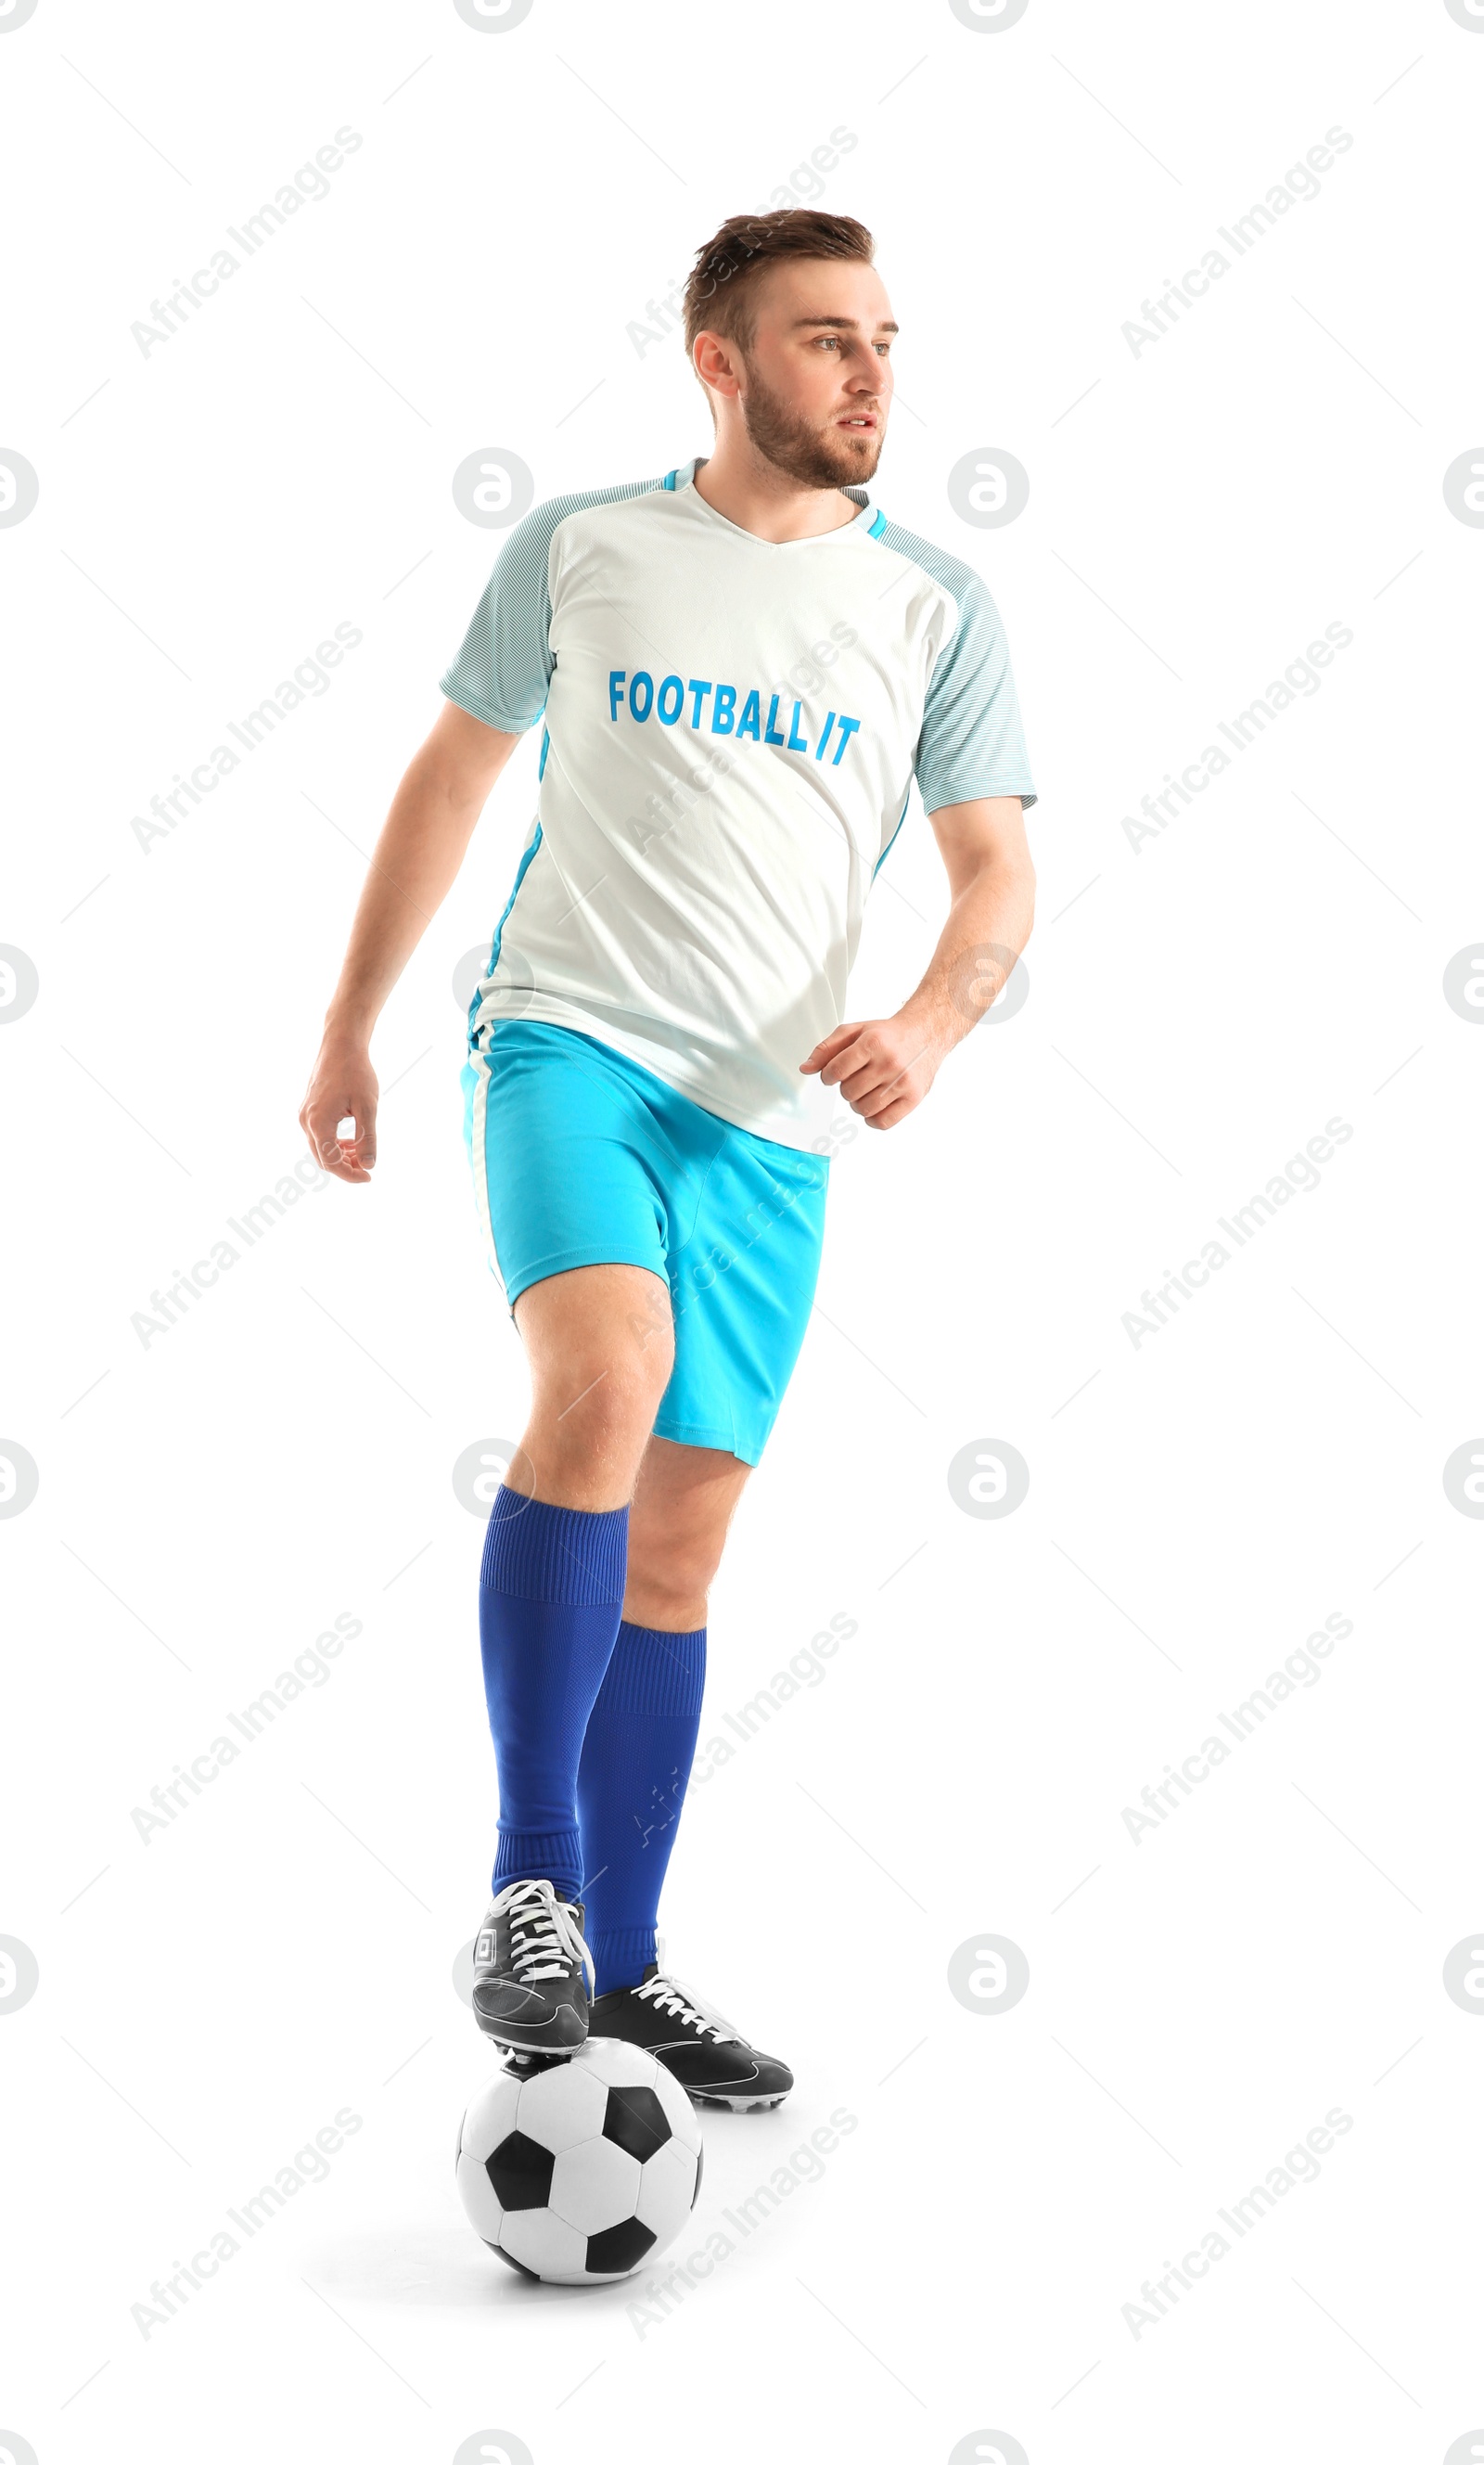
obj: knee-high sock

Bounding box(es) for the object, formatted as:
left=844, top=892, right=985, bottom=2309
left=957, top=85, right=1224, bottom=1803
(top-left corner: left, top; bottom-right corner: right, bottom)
left=479, top=1484, right=629, bottom=1901
left=576, top=1619, right=706, bottom=1995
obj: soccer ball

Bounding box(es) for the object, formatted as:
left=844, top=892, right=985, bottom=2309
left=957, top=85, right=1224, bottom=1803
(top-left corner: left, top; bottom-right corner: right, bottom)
left=455, top=2036, right=704, bottom=2285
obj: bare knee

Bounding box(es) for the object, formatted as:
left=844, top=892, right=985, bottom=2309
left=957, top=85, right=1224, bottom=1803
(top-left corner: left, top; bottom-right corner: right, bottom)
left=553, top=1352, right=668, bottom=1457
left=511, top=1266, right=675, bottom=1507
left=622, top=1552, right=715, bottom=1632
left=620, top=1438, right=749, bottom=1625
left=625, top=1494, right=738, bottom=1629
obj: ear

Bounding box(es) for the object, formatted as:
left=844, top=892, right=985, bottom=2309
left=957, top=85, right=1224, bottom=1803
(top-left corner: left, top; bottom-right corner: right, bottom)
left=692, top=328, right=743, bottom=401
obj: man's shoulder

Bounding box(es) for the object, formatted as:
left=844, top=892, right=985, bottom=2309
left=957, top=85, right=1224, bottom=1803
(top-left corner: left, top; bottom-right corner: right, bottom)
left=517, top=471, right=676, bottom=568
left=869, top=514, right=997, bottom=625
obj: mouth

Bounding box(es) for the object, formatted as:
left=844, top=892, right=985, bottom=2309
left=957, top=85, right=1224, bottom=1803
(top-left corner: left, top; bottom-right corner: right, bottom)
left=837, top=415, right=877, bottom=431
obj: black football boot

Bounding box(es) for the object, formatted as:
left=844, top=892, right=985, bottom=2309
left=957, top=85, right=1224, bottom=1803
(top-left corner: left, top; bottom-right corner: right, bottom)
left=587, top=1963, right=792, bottom=2111
left=471, top=1878, right=595, bottom=2056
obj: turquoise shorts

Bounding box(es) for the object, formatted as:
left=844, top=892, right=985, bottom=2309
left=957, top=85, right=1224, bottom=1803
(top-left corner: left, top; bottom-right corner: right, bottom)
left=460, top=1021, right=829, bottom=1466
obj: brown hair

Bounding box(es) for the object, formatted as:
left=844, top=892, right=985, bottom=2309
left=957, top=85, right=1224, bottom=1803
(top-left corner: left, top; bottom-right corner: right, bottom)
left=682, top=208, right=875, bottom=361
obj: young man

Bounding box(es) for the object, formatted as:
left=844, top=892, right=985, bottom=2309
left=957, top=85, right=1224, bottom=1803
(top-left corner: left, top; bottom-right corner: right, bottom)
left=299, top=209, right=1037, bottom=2110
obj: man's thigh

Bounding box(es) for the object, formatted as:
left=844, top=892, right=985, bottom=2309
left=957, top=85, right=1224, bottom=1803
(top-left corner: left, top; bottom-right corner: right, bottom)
left=513, top=1260, right=672, bottom=1387
left=467, top=1017, right=827, bottom=1478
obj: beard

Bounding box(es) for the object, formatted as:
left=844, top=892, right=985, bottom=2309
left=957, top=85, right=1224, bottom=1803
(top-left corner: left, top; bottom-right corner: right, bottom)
left=737, top=363, right=885, bottom=489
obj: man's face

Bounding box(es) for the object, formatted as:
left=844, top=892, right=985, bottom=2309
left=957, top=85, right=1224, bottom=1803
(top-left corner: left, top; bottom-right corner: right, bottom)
left=714, top=256, right=896, bottom=488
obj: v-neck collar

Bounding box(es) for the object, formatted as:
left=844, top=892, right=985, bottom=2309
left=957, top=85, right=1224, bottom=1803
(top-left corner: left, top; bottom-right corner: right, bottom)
left=668, top=455, right=878, bottom=549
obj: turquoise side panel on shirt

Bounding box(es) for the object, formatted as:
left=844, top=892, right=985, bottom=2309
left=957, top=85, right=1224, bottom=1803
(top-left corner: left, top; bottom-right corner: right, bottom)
left=873, top=787, right=912, bottom=879
left=470, top=824, right=544, bottom=1037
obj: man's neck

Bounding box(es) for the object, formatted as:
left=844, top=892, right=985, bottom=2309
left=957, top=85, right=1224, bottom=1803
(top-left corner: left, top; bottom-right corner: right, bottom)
left=689, top=449, right=863, bottom=545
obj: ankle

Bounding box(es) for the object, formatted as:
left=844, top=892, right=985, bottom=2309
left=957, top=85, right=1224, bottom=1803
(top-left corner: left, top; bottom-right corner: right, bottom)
left=591, top=1924, right=658, bottom=1996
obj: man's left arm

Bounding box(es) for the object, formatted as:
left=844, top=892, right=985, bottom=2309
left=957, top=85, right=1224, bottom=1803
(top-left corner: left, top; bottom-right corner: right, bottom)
left=799, top=793, right=1035, bottom=1131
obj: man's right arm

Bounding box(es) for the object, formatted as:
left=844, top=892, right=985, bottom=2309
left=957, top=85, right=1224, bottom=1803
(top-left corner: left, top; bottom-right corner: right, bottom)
left=299, top=698, right=522, bottom=1185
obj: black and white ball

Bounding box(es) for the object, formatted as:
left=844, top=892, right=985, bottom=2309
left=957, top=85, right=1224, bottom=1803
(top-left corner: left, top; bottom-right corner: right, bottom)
left=455, top=2037, right=703, bottom=2284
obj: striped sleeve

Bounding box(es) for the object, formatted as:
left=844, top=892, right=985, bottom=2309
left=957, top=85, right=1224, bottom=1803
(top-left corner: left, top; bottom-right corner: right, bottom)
left=876, top=520, right=1038, bottom=815
left=441, top=475, right=669, bottom=735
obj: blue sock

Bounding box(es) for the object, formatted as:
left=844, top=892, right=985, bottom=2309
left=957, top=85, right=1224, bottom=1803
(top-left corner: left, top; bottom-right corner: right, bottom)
left=576, top=1619, right=707, bottom=1996
left=479, top=1485, right=629, bottom=1902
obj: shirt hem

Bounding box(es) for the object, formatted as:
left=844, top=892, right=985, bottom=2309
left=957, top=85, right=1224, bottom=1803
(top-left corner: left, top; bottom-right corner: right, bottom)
left=475, top=996, right=834, bottom=1155
left=920, top=777, right=1040, bottom=815
left=440, top=675, right=541, bottom=736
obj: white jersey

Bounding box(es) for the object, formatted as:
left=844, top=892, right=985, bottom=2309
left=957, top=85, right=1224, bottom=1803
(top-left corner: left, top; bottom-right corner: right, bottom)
left=441, top=456, right=1036, bottom=1150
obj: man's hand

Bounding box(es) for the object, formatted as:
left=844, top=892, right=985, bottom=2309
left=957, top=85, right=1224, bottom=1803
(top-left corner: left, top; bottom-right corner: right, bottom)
left=802, top=795, right=1036, bottom=1132
left=295, top=701, right=520, bottom=1188
left=300, top=1029, right=379, bottom=1184
left=800, top=999, right=952, bottom=1131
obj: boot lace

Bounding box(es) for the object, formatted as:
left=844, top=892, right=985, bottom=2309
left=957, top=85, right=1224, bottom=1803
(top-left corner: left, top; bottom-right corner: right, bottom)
left=634, top=1971, right=738, bottom=2043
left=492, top=1878, right=595, bottom=1994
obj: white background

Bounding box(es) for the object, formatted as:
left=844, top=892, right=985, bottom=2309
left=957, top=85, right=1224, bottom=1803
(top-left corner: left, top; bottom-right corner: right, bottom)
left=3, top=1, right=1482, bottom=2459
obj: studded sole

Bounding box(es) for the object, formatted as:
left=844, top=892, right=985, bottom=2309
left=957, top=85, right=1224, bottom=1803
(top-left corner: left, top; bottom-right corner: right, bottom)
left=692, top=2090, right=789, bottom=2112
left=476, top=2021, right=587, bottom=2061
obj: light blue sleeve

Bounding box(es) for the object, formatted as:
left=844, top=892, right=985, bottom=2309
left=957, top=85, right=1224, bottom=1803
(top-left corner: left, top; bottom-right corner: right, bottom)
left=877, top=520, right=1038, bottom=815
left=440, top=474, right=669, bottom=734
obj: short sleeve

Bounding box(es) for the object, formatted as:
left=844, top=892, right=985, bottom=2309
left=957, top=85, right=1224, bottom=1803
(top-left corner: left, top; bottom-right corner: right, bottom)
left=439, top=503, right=559, bottom=735
left=915, top=569, right=1037, bottom=815
left=440, top=473, right=671, bottom=734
